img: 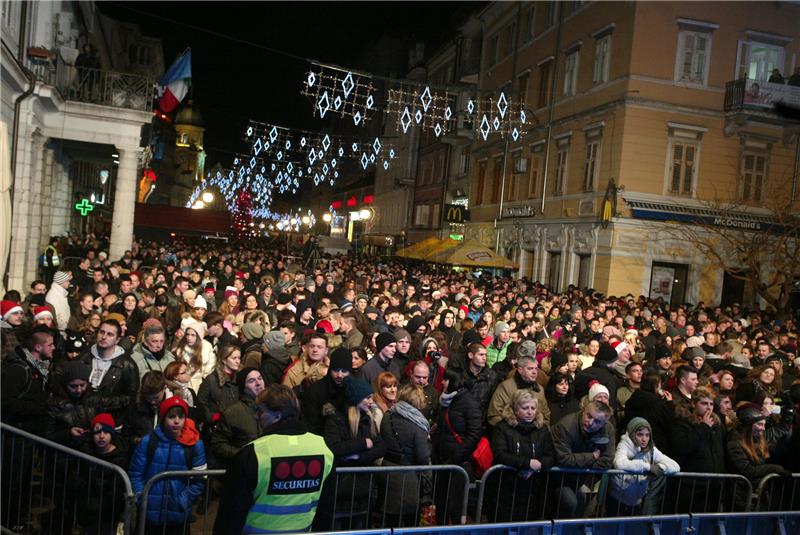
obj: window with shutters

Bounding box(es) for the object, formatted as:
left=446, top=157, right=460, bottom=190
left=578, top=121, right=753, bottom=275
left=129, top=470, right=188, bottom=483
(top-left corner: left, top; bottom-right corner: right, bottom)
left=676, top=30, right=711, bottom=85
left=592, top=35, right=611, bottom=85
left=554, top=147, right=569, bottom=195
left=413, top=204, right=431, bottom=227
left=475, top=160, right=487, bottom=205
left=667, top=141, right=698, bottom=196
left=488, top=32, right=500, bottom=66
left=563, top=51, right=579, bottom=96
left=538, top=60, right=553, bottom=108
left=740, top=152, right=767, bottom=202
left=583, top=139, right=601, bottom=192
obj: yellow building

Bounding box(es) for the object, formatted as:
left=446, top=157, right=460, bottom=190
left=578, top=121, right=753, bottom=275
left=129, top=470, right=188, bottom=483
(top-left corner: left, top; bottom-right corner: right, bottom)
left=467, top=1, right=800, bottom=306
left=172, top=103, right=207, bottom=207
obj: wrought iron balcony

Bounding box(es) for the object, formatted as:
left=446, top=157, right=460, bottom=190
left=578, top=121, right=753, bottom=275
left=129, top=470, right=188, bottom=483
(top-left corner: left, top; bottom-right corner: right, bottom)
left=26, top=51, right=155, bottom=112
left=724, top=78, right=800, bottom=115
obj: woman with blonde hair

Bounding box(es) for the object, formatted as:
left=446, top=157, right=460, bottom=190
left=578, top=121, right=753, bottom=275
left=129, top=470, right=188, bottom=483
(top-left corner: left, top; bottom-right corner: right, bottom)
left=172, top=319, right=215, bottom=391
left=322, top=378, right=386, bottom=529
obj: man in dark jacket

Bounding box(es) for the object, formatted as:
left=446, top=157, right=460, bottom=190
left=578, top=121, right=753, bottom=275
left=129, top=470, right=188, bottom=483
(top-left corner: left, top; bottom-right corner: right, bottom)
left=210, top=367, right=265, bottom=468
left=1, top=326, right=54, bottom=433
left=260, top=330, right=291, bottom=384
left=433, top=309, right=462, bottom=355
left=79, top=319, right=139, bottom=424
left=361, top=332, right=402, bottom=384
left=669, top=387, right=727, bottom=512
left=301, top=347, right=351, bottom=433
left=205, top=311, right=238, bottom=354
left=551, top=401, right=615, bottom=517
left=573, top=342, right=621, bottom=410
left=463, top=342, right=499, bottom=418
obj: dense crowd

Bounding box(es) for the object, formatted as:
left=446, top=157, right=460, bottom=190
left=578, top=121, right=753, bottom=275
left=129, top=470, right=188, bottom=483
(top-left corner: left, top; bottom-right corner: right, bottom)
left=2, top=235, right=799, bottom=532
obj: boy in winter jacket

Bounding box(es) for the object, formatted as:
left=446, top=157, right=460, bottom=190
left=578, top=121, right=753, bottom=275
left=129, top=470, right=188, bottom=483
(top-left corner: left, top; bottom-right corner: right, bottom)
left=81, top=413, right=129, bottom=535
left=129, top=396, right=207, bottom=533
left=610, top=417, right=679, bottom=515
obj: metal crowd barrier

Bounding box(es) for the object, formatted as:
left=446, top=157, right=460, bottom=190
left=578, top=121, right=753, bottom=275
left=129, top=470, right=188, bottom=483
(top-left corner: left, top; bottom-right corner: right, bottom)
left=136, top=469, right=225, bottom=535
left=474, top=465, right=754, bottom=523
left=689, top=511, right=800, bottom=535
left=754, top=473, right=800, bottom=512
left=0, top=422, right=135, bottom=535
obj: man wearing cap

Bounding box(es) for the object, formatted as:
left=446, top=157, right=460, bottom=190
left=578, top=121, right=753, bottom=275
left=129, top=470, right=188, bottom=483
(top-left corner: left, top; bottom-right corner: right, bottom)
left=467, top=295, right=484, bottom=324
left=487, top=351, right=550, bottom=426
left=1, top=325, right=55, bottom=433
left=214, top=385, right=335, bottom=535
left=361, top=332, right=401, bottom=385
left=574, top=342, right=622, bottom=410
left=211, top=368, right=266, bottom=468
left=486, top=321, right=511, bottom=368
left=46, top=270, right=72, bottom=333
left=301, top=347, right=352, bottom=433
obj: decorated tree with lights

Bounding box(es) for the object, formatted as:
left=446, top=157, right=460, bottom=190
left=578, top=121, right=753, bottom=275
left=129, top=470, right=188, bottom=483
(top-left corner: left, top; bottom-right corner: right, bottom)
left=231, top=190, right=254, bottom=239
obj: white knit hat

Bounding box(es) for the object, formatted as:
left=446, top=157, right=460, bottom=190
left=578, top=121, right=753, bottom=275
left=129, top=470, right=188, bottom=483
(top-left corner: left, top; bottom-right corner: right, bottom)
left=589, top=382, right=610, bottom=401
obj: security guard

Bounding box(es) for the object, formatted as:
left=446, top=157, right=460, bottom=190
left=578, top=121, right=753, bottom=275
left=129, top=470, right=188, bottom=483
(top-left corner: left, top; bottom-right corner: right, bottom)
left=214, top=384, right=335, bottom=534
left=40, top=238, right=61, bottom=285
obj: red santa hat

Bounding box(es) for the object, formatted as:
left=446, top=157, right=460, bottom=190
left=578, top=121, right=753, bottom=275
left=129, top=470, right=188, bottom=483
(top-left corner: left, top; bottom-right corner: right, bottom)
left=33, top=306, right=53, bottom=321
left=1, top=300, right=23, bottom=320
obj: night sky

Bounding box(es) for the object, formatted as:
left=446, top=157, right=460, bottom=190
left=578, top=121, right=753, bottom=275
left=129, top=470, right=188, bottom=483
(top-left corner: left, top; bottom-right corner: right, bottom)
left=100, top=2, right=479, bottom=168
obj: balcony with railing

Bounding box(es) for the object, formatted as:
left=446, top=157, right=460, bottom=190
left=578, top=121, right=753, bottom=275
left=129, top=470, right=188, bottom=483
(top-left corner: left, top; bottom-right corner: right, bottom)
left=26, top=47, right=155, bottom=112
left=724, top=78, right=800, bottom=120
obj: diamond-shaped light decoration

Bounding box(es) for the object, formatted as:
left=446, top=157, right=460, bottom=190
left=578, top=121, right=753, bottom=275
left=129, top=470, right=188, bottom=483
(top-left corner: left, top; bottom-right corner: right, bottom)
left=400, top=107, right=412, bottom=133
left=269, top=126, right=278, bottom=143
left=383, top=160, right=389, bottom=170
left=480, top=115, right=491, bottom=140
left=352, top=142, right=358, bottom=153
left=307, top=71, right=316, bottom=87
left=300, top=137, right=307, bottom=147
left=246, top=126, right=253, bottom=137
left=372, top=137, right=381, bottom=154
left=511, top=127, right=520, bottom=141
left=318, top=150, right=324, bottom=159
left=366, top=94, right=374, bottom=109
left=353, top=111, right=362, bottom=125
left=520, top=110, right=527, bottom=124
left=338, top=147, right=344, bottom=157
left=415, top=109, right=423, bottom=124
left=308, top=150, right=317, bottom=165
left=420, top=86, right=432, bottom=112
left=493, top=116, right=501, bottom=130
left=467, top=100, right=475, bottom=114
left=331, top=158, right=337, bottom=168
left=370, top=154, right=375, bottom=163
left=444, top=106, right=452, bottom=120
left=322, top=134, right=331, bottom=152
left=277, top=151, right=283, bottom=161
left=287, top=162, right=293, bottom=173
left=318, top=91, right=331, bottom=118
left=360, top=153, right=369, bottom=170
left=342, top=72, right=354, bottom=99
left=323, top=163, right=329, bottom=175
left=249, top=157, right=256, bottom=170
left=285, top=140, right=291, bottom=150
left=497, top=92, right=508, bottom=119
left=434, top=123, right=442, bottom=137
left=253, top=138, right=263, bottom=156
left=334, top=95, right=342, bottom=110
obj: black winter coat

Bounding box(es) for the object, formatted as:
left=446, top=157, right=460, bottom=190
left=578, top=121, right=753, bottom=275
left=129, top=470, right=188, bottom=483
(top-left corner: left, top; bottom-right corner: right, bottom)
left=209, top=394, right=261, bottom=467
left=623, top=389, right=675, bottom=455
left=1, top=347, right=51, bottom=433
left=669, top=413, right=726, bottom=474
left=196, top=369, right=239, bottom=427
left=574, top=362, right=621, bottom=410
left=547, top=394, right=581, bottom=427
left=125, top=400, right=159, bottom=445
left=433, top=390, right=482, bottom=464
left=302, top=375, right=347, bottom=434
left=79, top=349, right=140, bottom=423
left=464, top=366, right=499, bottom=417
left=43, top=390, right=126, bottom=447
left=491, top=420, right=555, bottom=471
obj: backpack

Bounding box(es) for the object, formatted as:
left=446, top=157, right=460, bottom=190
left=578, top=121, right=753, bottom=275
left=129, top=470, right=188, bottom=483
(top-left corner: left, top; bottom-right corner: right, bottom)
left=145, top=432, right=194, bottom=471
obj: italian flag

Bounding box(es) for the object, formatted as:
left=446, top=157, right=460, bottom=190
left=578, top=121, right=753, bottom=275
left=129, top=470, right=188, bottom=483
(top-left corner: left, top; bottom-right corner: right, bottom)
left=158, top=50, right=192, bottom=113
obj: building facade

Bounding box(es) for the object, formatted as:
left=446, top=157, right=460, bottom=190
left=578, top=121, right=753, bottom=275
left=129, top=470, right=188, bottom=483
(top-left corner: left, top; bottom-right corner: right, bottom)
left=465, top=1, right=799, bottom=306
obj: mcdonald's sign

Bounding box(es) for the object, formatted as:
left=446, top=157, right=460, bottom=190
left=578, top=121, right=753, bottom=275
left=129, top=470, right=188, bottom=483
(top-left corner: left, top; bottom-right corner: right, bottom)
left=444, top=204, right=470, bottom=223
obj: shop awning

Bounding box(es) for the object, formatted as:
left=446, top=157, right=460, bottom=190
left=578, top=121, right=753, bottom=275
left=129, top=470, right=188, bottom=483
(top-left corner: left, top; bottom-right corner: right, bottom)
left=395, top=236, right=441, bottom=258
left=420, top=238, right=464, bottom=262
left=437, top=240, right=519, bottom=269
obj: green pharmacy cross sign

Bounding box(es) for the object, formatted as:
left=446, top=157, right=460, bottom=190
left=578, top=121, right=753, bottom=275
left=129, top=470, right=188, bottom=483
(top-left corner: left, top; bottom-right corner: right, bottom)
left=75, top=198, right=94, bottom=216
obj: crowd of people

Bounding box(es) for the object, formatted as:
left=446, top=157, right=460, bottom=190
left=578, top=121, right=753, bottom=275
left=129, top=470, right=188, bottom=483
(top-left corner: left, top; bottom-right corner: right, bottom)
left=2, top=234, right=800, bottom=533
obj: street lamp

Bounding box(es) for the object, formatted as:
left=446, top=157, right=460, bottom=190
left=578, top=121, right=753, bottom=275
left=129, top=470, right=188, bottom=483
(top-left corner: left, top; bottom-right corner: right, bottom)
left=322, top=212, right=332, bottom=223
left=359, top=208, right=372, bottom=220
left=301, top=215, right=311, bottom=226
left=192, top=200, right=205, bottom=209
left=201, top=191, right=214, bottom=203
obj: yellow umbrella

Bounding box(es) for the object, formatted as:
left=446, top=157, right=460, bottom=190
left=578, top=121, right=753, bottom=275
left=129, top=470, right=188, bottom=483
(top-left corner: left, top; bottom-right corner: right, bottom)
left=420, top=238, right=463, bottom=262
left=395, top=236, right=440, bottom=258
left=439, top=240, right=519, bottom=269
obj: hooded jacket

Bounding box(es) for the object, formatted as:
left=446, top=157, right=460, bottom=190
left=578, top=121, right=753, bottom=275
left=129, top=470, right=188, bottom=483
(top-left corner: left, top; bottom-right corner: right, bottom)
left=196, top=367, right=240, bottom=427
left=209, top=393, right=261, bottom=467
left=79, top=346, right=139, bottom=421
left=669, top=403, right=726, bottom=474
left=128, top=419, right=207, bottom=525
left=611, top=430, right=680, bottom=506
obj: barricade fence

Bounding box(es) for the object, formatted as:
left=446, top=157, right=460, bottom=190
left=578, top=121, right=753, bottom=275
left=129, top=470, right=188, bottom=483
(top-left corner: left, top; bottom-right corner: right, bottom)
left=474, top=465, right=754, bottom=523
left=0, top=423, right=135, bottom=535
left=0, top=423, right=796, bottom=535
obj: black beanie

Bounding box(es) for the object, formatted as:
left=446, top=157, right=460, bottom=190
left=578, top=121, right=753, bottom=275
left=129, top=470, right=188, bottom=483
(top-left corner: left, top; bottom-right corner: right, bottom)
left=62, top=360, right=91, bottom=385
left=329, top=347, right=352, bottom=372
left=550, top=350, right=568, bottom=370
left=595, top=342, right=618, bottom=363
left=375, top=332, right=397, bottom=355
left=236, top=367, right=262, bottom=396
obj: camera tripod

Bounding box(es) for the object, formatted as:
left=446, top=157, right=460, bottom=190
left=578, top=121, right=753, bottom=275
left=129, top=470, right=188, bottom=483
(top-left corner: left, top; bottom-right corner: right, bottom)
left=304, top=242, right=321, bottom=270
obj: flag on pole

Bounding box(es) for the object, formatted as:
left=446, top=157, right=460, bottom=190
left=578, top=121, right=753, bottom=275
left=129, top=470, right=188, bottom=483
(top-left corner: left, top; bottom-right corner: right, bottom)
left=157, top=49, right=192, bottom=112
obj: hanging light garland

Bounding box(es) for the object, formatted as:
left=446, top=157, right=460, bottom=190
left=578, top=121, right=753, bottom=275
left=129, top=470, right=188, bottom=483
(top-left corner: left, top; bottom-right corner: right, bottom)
left=301, top=63, right=378, bottom=126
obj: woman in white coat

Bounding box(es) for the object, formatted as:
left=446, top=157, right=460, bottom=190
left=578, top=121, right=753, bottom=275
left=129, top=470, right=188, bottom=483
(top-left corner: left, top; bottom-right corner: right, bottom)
left=609, top=417, right=679, bottom=515
left=172, top=318, right=215, bottom=392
